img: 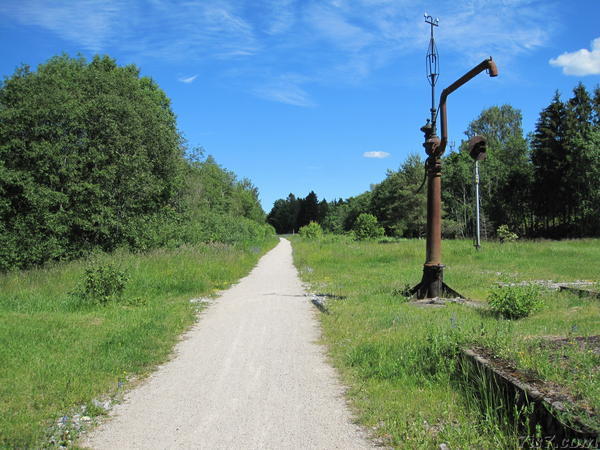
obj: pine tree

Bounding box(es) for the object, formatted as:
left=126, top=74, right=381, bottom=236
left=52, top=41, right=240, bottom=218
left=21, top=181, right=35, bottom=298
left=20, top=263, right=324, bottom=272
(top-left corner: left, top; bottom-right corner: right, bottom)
left=530, top=92, right=568, bottom=235
left=563, top=83, right=594, bottom=234
left=592, top=85, right=600, bottom=126
left=317, top=199, right=329, bottom=224
left=297, top=191, right=319, bottom=228
left=267, top=193, right=299, bottom=234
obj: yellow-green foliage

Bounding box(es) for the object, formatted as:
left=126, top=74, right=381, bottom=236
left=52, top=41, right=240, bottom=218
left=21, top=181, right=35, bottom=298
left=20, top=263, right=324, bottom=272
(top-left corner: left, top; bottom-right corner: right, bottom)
left=298, top=221, right=323, bottom=239
left=497, top=225, right=519, bottom=243
left=488, top=284, right=542, bottom=319
left=352, top=213, right=384, bottom=240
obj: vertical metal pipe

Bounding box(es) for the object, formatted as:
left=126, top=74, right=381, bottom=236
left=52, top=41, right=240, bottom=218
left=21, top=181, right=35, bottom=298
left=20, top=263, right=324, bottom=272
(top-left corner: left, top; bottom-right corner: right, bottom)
left=426, top=159, right=442, bottom=265
left=475, top=160, right=481, bottom=250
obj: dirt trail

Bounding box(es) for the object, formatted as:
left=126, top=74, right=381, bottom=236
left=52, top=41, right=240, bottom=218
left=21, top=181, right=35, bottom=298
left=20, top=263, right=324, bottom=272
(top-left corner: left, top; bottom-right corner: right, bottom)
left=82, top=238, right=372, bottom=449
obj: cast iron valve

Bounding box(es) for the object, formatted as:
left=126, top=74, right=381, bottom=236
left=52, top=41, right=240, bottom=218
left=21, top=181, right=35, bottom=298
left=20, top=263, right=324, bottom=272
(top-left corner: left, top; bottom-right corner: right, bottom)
left=468, top=135, right=487, bottom=161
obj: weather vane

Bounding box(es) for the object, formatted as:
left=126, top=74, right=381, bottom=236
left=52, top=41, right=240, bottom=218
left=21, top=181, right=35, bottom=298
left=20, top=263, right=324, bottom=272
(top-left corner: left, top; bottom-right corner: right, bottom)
left=424, top=13, right=439, bottom=133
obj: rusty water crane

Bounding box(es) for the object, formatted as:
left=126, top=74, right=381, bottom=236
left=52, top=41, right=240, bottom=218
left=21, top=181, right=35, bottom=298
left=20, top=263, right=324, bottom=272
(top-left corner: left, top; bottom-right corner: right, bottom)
left=409, top=14, right=498, bottom=299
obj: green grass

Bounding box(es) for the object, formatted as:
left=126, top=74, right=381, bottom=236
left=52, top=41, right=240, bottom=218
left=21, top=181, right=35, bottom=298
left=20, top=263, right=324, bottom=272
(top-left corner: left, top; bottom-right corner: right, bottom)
left=0, top=237, right=277, bottom=448
left=291, top=236, right=600, bottom=448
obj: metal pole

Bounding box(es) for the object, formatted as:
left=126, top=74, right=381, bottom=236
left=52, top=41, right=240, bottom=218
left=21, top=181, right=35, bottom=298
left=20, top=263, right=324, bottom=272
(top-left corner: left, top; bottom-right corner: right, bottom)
left=474, top=160, right=481, bottom=250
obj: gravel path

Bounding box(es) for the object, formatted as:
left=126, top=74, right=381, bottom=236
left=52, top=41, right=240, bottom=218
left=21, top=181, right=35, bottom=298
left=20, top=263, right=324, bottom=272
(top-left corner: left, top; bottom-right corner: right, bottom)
left=81, top=238, right=372, bottom=449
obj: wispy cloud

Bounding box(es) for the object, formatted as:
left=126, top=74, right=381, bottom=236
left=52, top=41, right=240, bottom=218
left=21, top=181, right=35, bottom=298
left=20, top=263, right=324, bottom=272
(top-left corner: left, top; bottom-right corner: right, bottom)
left=259, top=0, right=296, bottom=35
left=0, top=0, right=121, bottom=52
left=0, top=0, right=258, bottom=60
left=254, top=75, right=315, bottom=107
left=178, top=75, right=198, bottom=84
left=550, top=38, right=600, bottom=76
left=408, top=0, right=557, bottom=70
left=0, top=0, right=559, bottom=104
left=306, top=3, right=374, bottom=53
left=363, top=151, right=390, bottom=159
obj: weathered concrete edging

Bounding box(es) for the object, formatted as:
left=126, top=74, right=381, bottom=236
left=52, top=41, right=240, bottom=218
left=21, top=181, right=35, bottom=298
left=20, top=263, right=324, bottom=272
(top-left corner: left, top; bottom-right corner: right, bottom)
left=460, top=347, right=599, bottom=446
left=558, top=285, right=600, bottom=300
left=310, top=294, right=330, bottom=314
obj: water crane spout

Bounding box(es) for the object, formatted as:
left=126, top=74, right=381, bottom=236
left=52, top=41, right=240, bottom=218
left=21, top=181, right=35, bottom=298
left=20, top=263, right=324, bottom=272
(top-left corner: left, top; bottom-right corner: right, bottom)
left=438, top=58, right=499, bottom=157
left=487, top=58, right=499, bottom=77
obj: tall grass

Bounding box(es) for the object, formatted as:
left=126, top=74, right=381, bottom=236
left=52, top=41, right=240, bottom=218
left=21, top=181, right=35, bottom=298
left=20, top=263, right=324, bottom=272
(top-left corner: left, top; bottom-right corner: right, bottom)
left=292, top=237, right=600, bottom=448
left=0, top=237, right=277, bottom=447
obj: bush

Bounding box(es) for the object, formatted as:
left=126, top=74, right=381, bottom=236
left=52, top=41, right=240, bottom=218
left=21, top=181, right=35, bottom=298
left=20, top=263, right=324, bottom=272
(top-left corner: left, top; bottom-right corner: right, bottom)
left=497, top=225, right=518, bottom=243
left=299, top=221, right=323, bottom=239
left=442, top=219, right=464, bottom=239
left=353, top=213, right=385, bottom=240
left=181, top=214, right=275, bottom=245
left=0, top=54, right=184, bottom=269
left=74, top=262, right=129, bottom=304
left=487, top=284, right=542, bottom=319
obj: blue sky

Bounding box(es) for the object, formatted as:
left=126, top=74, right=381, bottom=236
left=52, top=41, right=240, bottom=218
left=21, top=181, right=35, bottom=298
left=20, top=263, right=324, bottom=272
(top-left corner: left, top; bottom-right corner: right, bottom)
left=1, top=1, right=599, bottom=211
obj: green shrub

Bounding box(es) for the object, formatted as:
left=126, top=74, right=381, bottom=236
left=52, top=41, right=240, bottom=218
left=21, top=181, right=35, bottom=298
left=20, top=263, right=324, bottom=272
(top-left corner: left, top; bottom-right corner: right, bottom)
left=74, top=263, right=129, bottom=304
left=298, top=221, right=323, bottom=239
left=497, top=225, right=518, bottom=243
left=0, top=54, right=185, bottom=270
left=352, top=213, right=384, bottom=240
left=487, top=284, right=542, bottom=319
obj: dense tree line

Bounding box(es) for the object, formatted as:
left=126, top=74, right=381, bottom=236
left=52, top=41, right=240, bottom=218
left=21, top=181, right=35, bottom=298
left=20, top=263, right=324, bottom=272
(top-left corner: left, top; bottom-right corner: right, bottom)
left=268, top=157, right=428, bottom=237
left=0, top=54, right=271, bottom=270
left=268, top=83, right=600, bottom=240
left=267, top=191, right=328, bottom=234
left=180, top=151, right=269, bottom=245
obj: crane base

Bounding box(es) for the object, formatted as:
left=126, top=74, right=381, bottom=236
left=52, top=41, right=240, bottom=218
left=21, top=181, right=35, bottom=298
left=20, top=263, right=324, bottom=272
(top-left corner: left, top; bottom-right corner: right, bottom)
left=408, top=264, right=465, bottom=299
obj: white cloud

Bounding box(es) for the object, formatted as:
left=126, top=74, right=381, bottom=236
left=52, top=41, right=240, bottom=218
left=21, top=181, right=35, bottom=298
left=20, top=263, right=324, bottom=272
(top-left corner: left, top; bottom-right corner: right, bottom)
left=363, top=151, right=390, bottom=159
left=549, top=38, right=600, bottom=76
left=178, top=75, right=198, bottom=83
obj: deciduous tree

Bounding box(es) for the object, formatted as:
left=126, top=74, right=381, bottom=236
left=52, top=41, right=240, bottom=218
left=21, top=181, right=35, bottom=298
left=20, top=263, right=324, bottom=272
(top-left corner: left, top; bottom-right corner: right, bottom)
left=0, top=54, right=184, bottom=268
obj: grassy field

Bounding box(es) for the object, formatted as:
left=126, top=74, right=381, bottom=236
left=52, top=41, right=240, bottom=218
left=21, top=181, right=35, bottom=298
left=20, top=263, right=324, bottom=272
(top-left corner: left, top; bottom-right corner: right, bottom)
left=292, top=236, right=600, bottom=448
left=0, top=237, right=277, bottom=448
